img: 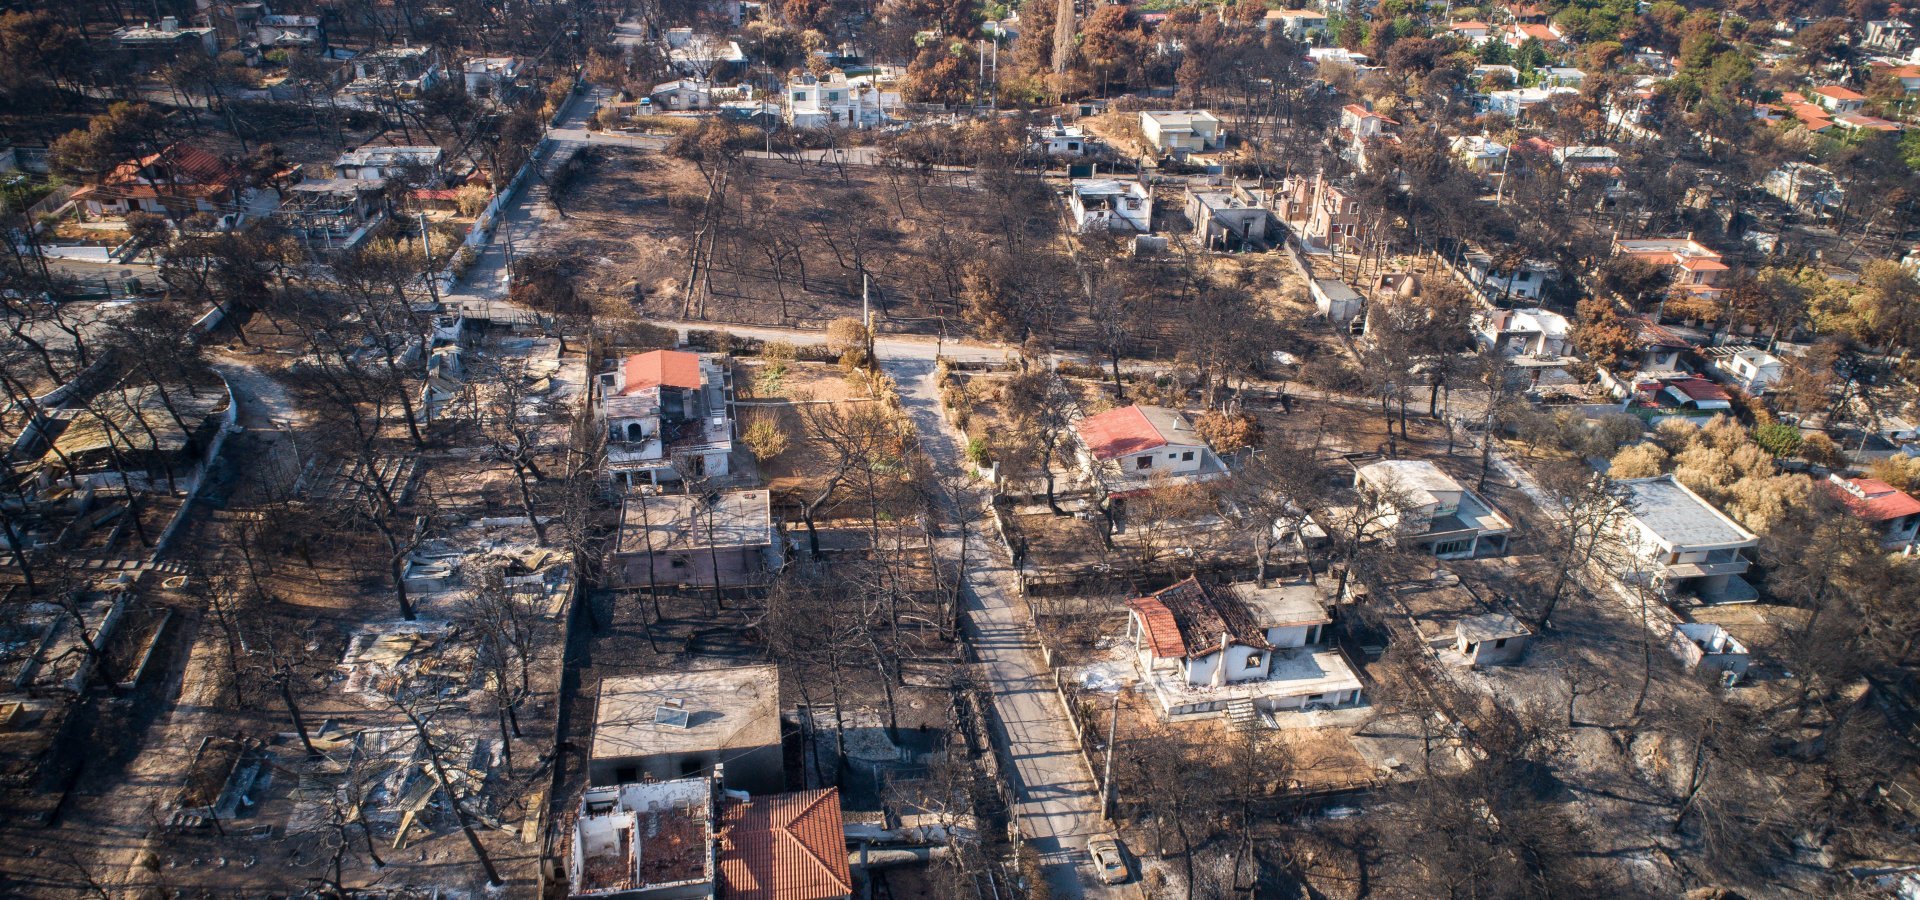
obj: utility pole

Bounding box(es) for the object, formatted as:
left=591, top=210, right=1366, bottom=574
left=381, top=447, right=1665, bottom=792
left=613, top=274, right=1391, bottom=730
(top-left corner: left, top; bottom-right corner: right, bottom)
left=1494, top=142, right=1510, bottom=206
left=418, top=203, right=441, bottom=305
left=862, top=273, right=875, bottom=365
left=1099, top=689, right=1119, bottom=819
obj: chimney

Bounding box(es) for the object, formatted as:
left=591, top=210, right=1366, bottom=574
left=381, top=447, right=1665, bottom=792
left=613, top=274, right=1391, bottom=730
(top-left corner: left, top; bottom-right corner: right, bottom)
left=1211, top=632, right=1230, bottom=687
left=160, top=16, right=180, bottom=30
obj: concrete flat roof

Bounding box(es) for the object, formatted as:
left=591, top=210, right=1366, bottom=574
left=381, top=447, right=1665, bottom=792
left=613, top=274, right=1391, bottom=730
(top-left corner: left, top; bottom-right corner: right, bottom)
left=1458, top=612, right=1528, bottom=642
left=1357, top=459, right=1463, bottom=507
left=1231, top=581, right=1332, bottom=628
left=1143, top=110, right=1221, bottom=128
left=593, top=665, right=781, bottom=763
left=1621, top=475, right=1755, bottom=549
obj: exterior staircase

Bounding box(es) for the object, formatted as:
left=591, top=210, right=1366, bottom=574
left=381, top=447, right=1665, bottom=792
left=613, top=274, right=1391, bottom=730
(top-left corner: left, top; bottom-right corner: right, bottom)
left=1227, top=698, right=1259, bottom=731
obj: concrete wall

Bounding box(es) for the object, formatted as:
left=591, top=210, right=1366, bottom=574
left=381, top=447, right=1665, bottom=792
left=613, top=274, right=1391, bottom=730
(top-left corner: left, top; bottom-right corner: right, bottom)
left=591, top=743, right=783, bottom=794
left=1114, top=442, right=1205, bottom=476
left=1264, top=624, right=1316, bottom=649
left=1460, top=633, right=1528, bottom=665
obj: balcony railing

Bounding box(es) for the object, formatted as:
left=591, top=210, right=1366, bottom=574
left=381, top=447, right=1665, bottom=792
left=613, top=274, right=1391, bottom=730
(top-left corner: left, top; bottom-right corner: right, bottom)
left=1664, top=559, right=1750, bottom=578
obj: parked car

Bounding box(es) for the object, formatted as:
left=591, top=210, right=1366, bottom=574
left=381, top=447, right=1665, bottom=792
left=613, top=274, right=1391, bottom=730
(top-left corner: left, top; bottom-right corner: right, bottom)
left=1087, top=833, right=1129, bottom=884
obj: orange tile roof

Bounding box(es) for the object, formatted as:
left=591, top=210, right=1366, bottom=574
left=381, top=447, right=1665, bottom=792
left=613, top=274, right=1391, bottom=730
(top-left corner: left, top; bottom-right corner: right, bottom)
left=718, top=788, right=853, bottom=900
left=72, top=142, right=240, bottom=203
left=1787, top=103, right=1834, bottom=130
left=108, top=143, right=238, bottom=188
left=621, top=349, right=703, bottom=394
left=1451, top=20, right=1490, bottom=29
left=1076, top=405, right=1166, bottom=461
left=1811, top=84, right=1866, bottom=101
left=1343, top=104, right=1398, bottom=123
left=1127, top=595, right=1186, bottom=658
left=1513, top=136, right=1559, bottom=154
left=1514, top=23, right=1559, bottom=41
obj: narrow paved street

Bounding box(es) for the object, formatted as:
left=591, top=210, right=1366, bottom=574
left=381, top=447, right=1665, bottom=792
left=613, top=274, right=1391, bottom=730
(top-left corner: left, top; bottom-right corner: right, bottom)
left=441, top=85, right=605, bottom=306
left=889, top=354, right=1108, bottom=899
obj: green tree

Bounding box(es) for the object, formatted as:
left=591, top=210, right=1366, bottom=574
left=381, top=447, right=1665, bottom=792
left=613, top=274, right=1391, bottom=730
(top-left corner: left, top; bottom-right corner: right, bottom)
left=1754, top=422, right=1802, bottom=458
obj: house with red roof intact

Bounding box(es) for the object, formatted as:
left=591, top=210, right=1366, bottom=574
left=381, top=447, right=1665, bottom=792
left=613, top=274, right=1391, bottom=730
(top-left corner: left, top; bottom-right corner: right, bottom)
left=718, top=788, right=854, bottom=900
left=1125, top=577, right=1361, bottom=721
left=1340, top=104, right=1398, bottom=139
left=1074, top=404, right=1224, bottom=489
left=1504, top=22, right=1565, bottom=49
left=1807, top=85, right=1866, bottom=114
left=1826, top=474, right=1920, bottom=551
left=1613, top=236, right=1730, bottom=301
left=595, top=349, right=735, bottom=486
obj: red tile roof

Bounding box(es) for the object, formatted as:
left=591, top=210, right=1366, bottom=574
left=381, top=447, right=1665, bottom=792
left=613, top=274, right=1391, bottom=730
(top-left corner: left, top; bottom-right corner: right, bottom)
left=621, top=350, right=703, bottom=395
left=1513, top=23, right=1560, bottom=41
left=1126, top=577, right=1270, bottom=660
left=71, top=143, right=240, bottom=203
left=1791, top=105, right=1836, bottom=131
left=1836, top=113, right=1902, bottom=131
left=718, top=788, right=853, bottom=900
left=1513, top=136, right=1559, bottom=155
left=1077, top=405, right=1167, bottom=461
left=1665, top=378, right=1730, bottom=402
left=1828, top=477, right=1920, bottom=522
left=1127, top=595, right=1187, bottom=658
left=1811, top=85, right=1866, bottom=101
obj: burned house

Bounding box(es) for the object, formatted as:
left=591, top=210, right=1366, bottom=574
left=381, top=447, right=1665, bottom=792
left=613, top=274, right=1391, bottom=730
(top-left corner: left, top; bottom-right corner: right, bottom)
left=1126, top=578, right=1362, bottom=722
left=46, top=384, right=230, bottom=487
left=590, top=665, right=784, bottom=793
left=70, top=144, right=244, bottom=220
left=569, top=774, right=851, bottom=899
left=279, top=177, right=387, bottom=251
left=1186, top=185, right=1274, bottom=250
left=597, top=350, right=734, bottom=487
left=571, top=776, right=717, bottom=898
left=613, top=490, right=781, bottom=588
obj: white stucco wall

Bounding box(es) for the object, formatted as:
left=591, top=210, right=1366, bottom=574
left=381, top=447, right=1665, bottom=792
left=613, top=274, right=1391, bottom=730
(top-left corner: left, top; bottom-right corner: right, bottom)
left=1116, top=442, right=1206, bottom=476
